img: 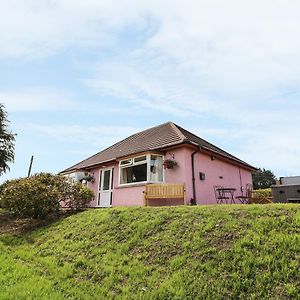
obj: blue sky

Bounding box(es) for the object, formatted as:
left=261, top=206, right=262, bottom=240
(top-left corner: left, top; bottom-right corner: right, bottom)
left=1, top=0, right=300, bottom=182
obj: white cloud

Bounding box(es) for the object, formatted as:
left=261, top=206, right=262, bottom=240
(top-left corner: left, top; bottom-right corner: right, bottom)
left=77, top=0, right=300, bottom=119
left=2, top=1, right=300, bottom=104
left=22, top=123, right=140, bottom=149
left=144, top=0, right=300, bottom=95
left=236, top=129, right=300, bottom=176
left=0, top=0, right=145, bottom=59
left=0, top=88, right=74, bottom=112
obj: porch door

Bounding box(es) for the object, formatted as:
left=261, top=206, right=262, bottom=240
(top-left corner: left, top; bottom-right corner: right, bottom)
left=98, top=168, right=113, bottom=207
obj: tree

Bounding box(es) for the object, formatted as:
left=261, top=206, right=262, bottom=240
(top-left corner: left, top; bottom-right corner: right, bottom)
left=252, top=168, right=277, bottom=190
left=0, top=104, right=16, bottom=175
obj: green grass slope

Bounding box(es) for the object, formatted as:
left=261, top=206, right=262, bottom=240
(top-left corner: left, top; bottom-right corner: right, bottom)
left=0, top=205, right=299, bottom=300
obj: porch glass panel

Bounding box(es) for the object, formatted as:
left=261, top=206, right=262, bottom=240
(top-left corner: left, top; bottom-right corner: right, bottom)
left=150, top=155, right=163, bottom=182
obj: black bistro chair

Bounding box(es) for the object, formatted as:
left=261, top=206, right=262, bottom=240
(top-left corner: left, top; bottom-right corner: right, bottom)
left=236, top=184, right=253, bottom=204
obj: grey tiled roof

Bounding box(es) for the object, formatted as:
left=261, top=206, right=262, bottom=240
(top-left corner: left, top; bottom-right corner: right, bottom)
left=60, top=122, right=255, bottom=173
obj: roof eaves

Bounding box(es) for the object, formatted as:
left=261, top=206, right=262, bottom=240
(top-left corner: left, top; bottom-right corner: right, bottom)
left=80, top=158, right=117, bottom=170
left=59, top=168, right=86, bottom=175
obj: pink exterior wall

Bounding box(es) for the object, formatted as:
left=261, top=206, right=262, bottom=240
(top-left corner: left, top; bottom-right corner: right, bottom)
left=85, top=147, right=253, bottom=207
left=189, top=151, right=252, bottom=204
left=164, top=147, right=194, bottom=203
left=86, top=167, right=100, bottom=207
left=113, top=186, right=145, bottom=206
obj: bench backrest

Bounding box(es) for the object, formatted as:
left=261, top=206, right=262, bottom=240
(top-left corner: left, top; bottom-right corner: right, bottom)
left=145, top=183, right=185, bottom=199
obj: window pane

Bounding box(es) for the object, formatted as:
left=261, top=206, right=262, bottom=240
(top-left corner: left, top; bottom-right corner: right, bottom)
left=102, top=170, right=111, bottom=190
left=120, top=159, right=132, bottom=166
left=134, top=156, right=147, bottom=163
left=120, top=163, right=147, bottom=184
left=150, top=155, right=163, bottom=182
left=120, top=167, right=132, bottom=184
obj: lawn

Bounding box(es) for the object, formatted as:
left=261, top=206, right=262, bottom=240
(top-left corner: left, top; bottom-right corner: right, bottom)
left=0, top=205, right=299, bottom=299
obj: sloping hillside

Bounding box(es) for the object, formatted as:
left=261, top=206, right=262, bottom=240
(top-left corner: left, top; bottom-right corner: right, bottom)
left=0, top=205, right=299, bottom=299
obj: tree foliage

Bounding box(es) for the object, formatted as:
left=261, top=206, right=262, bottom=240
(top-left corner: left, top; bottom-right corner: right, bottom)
left=0, top=173, right=94, bottom=218
left=0, top=104, right=16, bottom=176
left=252, top=168, right=277, bottom=190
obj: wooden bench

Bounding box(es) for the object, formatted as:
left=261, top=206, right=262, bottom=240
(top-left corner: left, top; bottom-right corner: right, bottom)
left=143, top=183, right=186, bottom=206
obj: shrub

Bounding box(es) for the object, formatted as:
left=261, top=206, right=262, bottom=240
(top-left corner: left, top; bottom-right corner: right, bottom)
left=32, top=172, right=94, bottom=210
left=33, top=172, right=70, bottom=200
left=0, top=173, right=94, bottom=218
left=0, top=177, right=60, bottom=218
left=62, top=183, right=94, bottom=210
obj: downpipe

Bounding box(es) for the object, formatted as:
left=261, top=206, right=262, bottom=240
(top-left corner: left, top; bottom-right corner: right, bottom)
left=191, top=145, right=201, bottom=205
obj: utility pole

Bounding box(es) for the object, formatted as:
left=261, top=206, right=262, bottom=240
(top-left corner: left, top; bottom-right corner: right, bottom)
left=27, top=155, right=34, bottom=177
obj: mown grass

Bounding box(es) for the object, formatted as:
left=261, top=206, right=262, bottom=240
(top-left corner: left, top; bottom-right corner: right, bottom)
left=0, top=205, right=299, bottom=299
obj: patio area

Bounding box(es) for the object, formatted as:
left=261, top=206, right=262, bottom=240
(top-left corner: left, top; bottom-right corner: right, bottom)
left=214, top=185, right=273, bottom=204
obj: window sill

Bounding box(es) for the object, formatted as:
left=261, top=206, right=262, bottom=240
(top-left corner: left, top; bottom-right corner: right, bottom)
left=116, top=181, right=163, bottom=189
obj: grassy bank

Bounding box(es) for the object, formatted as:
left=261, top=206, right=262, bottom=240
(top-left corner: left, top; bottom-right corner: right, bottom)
left=0, top=205, right=299, bottom=299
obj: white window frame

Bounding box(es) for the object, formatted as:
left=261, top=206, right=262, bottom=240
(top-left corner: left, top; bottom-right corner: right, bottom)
left=119, top=158, right=132, bottom=167
left=133, top=155, right=147, bottom=165
left=119, top=154, right=164, bottom=186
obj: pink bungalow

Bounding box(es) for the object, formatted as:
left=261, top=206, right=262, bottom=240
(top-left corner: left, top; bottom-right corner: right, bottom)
left=60, top=122, right=256, bottom=207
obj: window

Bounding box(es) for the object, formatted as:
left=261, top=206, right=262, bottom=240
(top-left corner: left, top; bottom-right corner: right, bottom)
left=119, top=154, right=163, bottom=185
left=120, top=158, right=132, bottom=166
left=134, top=156, right=147, bottom=163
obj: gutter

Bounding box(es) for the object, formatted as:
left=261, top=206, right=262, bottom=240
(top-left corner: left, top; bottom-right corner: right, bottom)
left=190, top=144, right=201, bottom=205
